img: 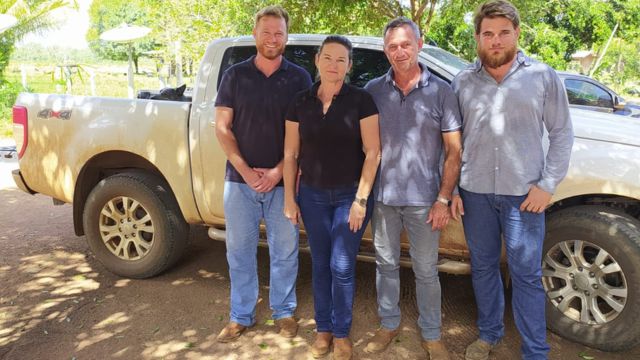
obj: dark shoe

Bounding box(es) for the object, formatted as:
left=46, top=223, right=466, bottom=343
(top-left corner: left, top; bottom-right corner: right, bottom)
left=275, top=317, right=298, bottom=338
left=363, top=327, right=399, bottom=354
left=465, top=339, right=495, bottom=360
left=310, top=332, right=333, bottom=358
left=216, top=322, right=247, bottom=343
left=333, top=337, right=352, bottom=360
left=422, top=340, right=450, bottom=360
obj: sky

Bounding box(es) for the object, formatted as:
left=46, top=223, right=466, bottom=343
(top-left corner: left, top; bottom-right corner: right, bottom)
left=18, top=0, right=92, bottom=49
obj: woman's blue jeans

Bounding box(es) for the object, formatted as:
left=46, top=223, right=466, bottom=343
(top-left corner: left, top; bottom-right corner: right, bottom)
left=298, top=183, right=373, bottom=338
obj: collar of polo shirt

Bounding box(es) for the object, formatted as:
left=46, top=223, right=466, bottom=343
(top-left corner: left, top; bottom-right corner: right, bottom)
left=384, top=62, right=432, bottom=89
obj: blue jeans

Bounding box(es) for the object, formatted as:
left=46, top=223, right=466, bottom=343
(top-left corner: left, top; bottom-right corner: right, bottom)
left=298, top=183, right=372, bottom=338
left=460, top=188, right=549, bottom=360
left=223, top=182, right=299, bottom=327
left=372, top=202, right=442, bottom=340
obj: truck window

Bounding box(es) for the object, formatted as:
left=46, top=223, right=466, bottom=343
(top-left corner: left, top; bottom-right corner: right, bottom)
left=350, top=48, right=390, bottom=87
left=217, top=45, right=317, bottom=89
left=217, top=45, right=390, bottom=89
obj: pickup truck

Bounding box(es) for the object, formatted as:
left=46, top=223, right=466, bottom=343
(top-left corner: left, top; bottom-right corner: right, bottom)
left=11, top=34, right=640, bottom=352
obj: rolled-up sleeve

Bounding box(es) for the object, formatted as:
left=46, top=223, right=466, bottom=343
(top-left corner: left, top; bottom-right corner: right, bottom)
left=537, top=70, right=574, bottom=194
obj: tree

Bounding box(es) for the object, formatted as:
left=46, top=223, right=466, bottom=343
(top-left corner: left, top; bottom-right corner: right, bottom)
left=82, top=0, right=640, bottom=92
left=0, top=0, right=76, bottom=80
left=86, top=0, right=156, bottom=73
left=284, top=0, right=389, bottom=35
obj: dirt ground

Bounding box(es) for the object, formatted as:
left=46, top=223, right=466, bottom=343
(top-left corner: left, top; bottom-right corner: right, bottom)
left=1, top=147, right=640, bottom=360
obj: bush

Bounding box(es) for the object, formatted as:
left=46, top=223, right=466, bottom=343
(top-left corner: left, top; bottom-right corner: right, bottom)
left=0, top=80, right=23, bottom=138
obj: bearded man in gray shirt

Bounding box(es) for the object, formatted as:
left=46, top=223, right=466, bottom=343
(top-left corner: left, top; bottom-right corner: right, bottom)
left=450, top=1, right=573, bottom=360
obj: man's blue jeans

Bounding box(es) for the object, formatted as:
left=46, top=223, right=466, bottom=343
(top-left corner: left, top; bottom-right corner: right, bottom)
left=460, top=188, right=550, bottom=360
left=372, top=202, right=442, bottom=340
left=223, top=181, right=299, bottom=327
left=298, top=183, right=372, bottom=338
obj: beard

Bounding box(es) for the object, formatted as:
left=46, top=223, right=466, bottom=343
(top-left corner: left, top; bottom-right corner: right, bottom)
left=478, top=44, right=517, bottom=69
left=256, top=42, right=285, bottom=60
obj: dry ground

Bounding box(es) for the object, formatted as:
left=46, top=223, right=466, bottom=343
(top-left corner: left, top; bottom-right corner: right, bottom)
left=1, top=142, right=639, bottom=360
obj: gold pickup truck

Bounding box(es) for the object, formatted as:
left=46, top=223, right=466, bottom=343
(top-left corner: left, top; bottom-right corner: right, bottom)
left=11, top=35, right=640, bottom=352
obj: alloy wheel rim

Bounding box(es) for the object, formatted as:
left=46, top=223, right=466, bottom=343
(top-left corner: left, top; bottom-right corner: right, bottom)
left=542, top=239, right=627, bottom=325
left=98, top=196, right=154, bottom=260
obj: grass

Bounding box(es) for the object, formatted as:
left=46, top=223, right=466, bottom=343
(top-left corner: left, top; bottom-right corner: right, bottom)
left=1, top=60, right=194, bottom=138
left=4, top=66, right=181, bottom=98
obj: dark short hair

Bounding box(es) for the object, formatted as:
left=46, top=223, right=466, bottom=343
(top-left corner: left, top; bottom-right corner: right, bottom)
left=473, top=0, right=520, bottom=34
left=318, top=35, right=353, bottom=61
left=255, top=5, right=289, bottom=29
left=383, top=17, right=421, bottom=41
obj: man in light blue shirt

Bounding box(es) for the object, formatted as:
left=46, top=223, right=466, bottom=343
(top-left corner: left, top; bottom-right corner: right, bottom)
left=451, top=1, right=573, bottom=359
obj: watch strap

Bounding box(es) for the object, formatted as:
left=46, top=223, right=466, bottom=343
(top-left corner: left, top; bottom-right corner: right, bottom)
left=354, top=197, right=367, bottom=207
left=436, top=196, right=451, bottom=206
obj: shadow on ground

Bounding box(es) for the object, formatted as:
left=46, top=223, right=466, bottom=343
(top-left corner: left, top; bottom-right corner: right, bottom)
left=1, top=183, right=639, bottom=359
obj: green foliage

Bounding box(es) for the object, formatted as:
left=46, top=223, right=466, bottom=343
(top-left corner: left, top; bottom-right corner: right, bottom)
left=285, top=0, right=390, bottom=36
left=521, top=23, right=568, bottom=69
left=427, top=1, right=477, bottom=60
left=596, top=38, right=640, bottom=89
left=0, top=80, right=23, bottom=137
left=0, top=80, right=21, bottom=108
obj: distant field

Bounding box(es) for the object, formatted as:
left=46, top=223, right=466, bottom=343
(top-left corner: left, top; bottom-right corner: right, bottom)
left=4, top=62, right=192, bottom=98
left=1, top=60, right=194, bottom=138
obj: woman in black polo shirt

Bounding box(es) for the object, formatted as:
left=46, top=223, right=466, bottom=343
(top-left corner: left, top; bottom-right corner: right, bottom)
left=283, top=35, right=380, bottom=360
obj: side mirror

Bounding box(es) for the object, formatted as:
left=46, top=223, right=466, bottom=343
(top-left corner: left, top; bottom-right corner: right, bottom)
left=614, top=95, right=627, bottom=110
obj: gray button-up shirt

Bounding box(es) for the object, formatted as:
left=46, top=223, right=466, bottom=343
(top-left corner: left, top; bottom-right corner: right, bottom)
left=366, top=64, right=462, bottom=206
left=451, top=51, right=573, bottom=196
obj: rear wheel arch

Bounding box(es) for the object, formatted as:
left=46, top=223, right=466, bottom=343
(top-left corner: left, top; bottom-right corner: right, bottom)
left=548, top=193, right=640, bottom=220
left=73, top=151, right=172, bottom=236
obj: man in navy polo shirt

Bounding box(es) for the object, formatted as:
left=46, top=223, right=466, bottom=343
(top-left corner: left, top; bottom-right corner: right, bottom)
left=364, top=17, right=462, bottom=360
left=214, top=5, right=312, bottom=343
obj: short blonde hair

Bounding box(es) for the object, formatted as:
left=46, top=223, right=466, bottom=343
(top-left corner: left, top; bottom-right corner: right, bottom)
left=255, top=5, right=289, bottom=29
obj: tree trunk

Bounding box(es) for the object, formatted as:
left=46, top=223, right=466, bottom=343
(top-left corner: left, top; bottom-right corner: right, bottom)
left=134, top=56, right=140, bottom=74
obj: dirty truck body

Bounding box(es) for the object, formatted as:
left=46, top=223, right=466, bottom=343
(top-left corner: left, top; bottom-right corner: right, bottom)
left=12, top=35, right=640, bottom=351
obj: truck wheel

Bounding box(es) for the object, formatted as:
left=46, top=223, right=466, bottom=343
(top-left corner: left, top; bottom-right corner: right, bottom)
left=543, top=205, right=640, bottom=351
left=83, top=172, right=189, bottom=278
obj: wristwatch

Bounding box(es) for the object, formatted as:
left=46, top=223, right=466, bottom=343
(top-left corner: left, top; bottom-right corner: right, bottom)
left=436, top=196, right=451, bottom=207
left=354, top=197, right=368, bottom=207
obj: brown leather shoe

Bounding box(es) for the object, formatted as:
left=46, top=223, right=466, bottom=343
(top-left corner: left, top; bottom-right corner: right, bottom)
left=464, top=339, right=495, bottom=360
left=363, top=327, right=399, bottom=354
left=333, top=337, right=352, bottom=360
left=422, top=340, right=451, bottom=360
left=216, top=322, right=247, bottom=343
left=310, top=332, right=333, bottom=358
left=275, top=317, right=298, bottom=338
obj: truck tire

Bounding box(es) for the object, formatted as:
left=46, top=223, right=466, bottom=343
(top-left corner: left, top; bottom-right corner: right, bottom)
left=83, top=172, right=189, bottom=278
left=543, top=205, right=640, bottom=351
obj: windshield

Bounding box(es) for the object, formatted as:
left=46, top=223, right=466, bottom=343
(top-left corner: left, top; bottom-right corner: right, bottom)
left=421, top=47, right=470, bottom=75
